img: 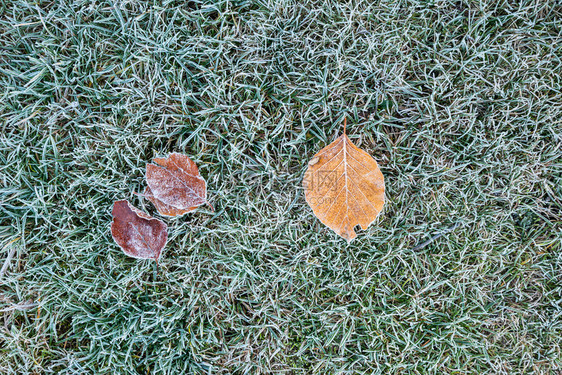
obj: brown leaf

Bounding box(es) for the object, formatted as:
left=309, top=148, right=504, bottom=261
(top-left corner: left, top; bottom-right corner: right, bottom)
left=145, top=153, right=209, bottom=216
left=303, top=130, right=385, bottom=242
left=111, top=200, right=168, bottom=260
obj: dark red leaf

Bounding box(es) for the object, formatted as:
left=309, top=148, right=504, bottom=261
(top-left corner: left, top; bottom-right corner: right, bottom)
left=111, top=200, right=168, bottom=260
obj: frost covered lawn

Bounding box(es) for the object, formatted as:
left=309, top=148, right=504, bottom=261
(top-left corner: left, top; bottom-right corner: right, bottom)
left=1, top=0, right=561, bottom=373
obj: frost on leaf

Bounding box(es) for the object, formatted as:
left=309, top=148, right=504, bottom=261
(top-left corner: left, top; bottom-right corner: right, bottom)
left=111, top=200, right=168, bottom=260
left=303, top=127, right=385, bottom=243
left=145, top=153, right=209, bottom=217
left=144, top=186, right=196, bottom=217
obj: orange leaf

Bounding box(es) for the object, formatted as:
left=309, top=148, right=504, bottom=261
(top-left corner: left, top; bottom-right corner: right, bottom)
left=303, top=129, right=385, bottom=242
left=145, top=153, right=209, bottom=217
left=111, top=200, right=168, bottom=260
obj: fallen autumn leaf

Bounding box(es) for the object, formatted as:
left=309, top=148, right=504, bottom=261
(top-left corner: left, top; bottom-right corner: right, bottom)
left=303, top=121, right=385, bottom=242
left=111, top=200, right=168, bottom=260
left=145, top=152, right=210, bottom=217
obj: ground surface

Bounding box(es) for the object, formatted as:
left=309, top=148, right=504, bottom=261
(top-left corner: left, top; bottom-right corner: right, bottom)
left=1, top=0, right=562, bottom=374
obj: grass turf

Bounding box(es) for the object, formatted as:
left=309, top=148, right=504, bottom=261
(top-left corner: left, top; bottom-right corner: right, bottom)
left=1, top=0, right=562, bottom=373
